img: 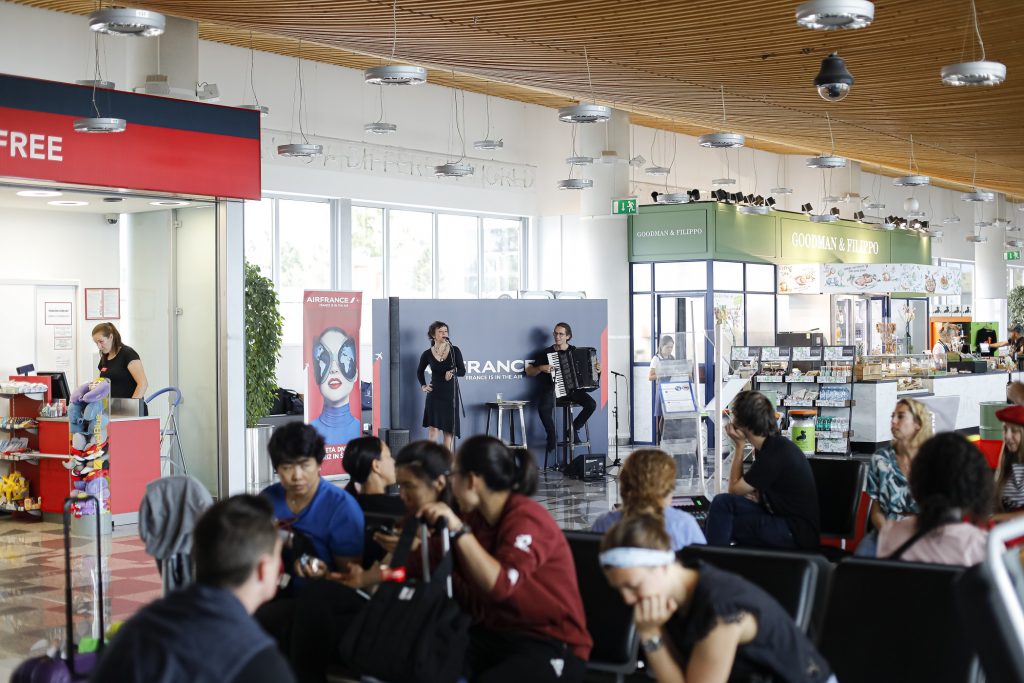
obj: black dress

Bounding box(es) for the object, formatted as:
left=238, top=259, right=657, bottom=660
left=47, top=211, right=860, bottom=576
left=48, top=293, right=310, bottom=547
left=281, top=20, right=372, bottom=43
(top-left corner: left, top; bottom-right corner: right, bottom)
left=416, top=345, right=466, bottom=436
left=98, top=344, right=142, bottom=398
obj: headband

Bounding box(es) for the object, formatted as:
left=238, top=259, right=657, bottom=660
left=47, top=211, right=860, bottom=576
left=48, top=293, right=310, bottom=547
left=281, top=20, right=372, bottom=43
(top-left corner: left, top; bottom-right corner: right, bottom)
left=598, top=547, right=676, bottom=568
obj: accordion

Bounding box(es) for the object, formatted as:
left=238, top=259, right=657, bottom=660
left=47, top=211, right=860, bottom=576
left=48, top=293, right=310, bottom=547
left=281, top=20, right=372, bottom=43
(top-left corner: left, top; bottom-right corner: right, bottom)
left=548, top=347, right=599, bottom=398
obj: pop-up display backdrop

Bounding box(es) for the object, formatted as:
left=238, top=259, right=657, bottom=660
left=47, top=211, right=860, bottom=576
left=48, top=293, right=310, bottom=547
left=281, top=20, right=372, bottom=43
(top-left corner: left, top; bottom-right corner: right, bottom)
left=372, top=299, right=608, bottom=456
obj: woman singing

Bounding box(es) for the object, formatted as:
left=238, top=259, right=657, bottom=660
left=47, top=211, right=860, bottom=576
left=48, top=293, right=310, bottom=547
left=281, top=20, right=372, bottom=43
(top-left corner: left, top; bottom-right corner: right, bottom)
left=416, top=321, right=466, bottom=450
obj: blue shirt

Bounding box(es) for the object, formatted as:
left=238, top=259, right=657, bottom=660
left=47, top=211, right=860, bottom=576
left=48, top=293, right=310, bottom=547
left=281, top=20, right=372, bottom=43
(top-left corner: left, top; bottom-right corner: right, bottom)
left=262, top=478, right=365, bottom=571
left=310, top=403, right=361, bottom=446
left=591, top=506, right=706, bottom=550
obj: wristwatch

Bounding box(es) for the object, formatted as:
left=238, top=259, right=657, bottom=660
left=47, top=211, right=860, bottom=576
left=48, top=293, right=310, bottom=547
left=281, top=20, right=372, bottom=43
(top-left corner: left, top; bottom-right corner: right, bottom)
left=640, top=635, right=663, bottom=654
left=450, top=523, right=472, bottom=543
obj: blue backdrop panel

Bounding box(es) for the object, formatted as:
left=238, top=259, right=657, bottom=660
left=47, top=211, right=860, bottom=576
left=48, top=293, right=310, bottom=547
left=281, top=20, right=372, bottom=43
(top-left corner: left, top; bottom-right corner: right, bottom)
left=372, top=299, right=608, bottom=453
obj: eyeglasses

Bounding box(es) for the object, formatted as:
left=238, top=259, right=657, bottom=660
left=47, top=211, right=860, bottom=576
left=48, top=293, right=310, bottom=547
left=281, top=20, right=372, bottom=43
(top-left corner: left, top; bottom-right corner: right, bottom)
left=553, top=332, right=568, bottom=337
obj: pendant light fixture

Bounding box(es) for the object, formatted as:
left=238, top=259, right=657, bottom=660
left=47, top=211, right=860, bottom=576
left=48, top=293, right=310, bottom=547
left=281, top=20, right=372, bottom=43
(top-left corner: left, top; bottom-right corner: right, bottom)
left=278, top=41, right=322, bottom=157
left=239, top=31, right=270, bottom=117
left=740, top=149, right=770, bottom=214
left=942, top=187, right=962, bottom=224
left=796, top=0, right=874, bottom=30
left=941, top=0, right=1006, bottom=86
left=596, top=114, right=623, bottom=164
left=564, top=122, right=593, bottom=167
left=770, top=155, right=793, bottom=195
left=893, top=134, right=929, bottom=187
left=88, top=6, right=165, bottom=37
left=473, top=95, right=503, bottom=151
left=558, top=47, right=611, bottom=124
left=435, top=82, right=474, bottom=178
left=699, top=86, right=746, bottom=149
left=814, top=53, right=855, bottom=102
left=74, top=33, right=126, bottom=133
left=364, top=0, right=427, bottom=85
left=364, top=85, right=397, bottom=135
left=961, top=153, right=994, bottom=202
left=644, top=129, right=671, bottom=176
left=712, top=148, right=738, bottom=186
left=807, top=113, right=847, bottom=168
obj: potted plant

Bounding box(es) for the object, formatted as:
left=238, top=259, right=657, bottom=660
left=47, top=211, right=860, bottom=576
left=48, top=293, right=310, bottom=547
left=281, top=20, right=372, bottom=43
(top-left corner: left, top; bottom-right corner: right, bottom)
left=244, top=262, right=283, bottom=492
left=1009, top=286, right=1024, bottom=329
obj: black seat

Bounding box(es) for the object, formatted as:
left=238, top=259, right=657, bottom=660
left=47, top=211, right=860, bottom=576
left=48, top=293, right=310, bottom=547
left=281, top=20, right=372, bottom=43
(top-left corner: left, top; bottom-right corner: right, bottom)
left=808, top=457, right=866, bottom=559
left=820, top=558, right=977, bottom=683
left=955, top=560, right=1024, bottom=683
left=563, top=530, right=638, bottom=682
left=677, top=545, right=823, bottom=635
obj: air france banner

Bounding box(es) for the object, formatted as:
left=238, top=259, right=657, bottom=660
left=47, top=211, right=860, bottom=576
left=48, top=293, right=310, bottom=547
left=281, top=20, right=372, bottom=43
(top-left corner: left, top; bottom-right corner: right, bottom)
left=304, top=291, right=363, bottom=475
left=0, top=73, right=260, bottom=199
left=372, top=299, right=608, bottom=456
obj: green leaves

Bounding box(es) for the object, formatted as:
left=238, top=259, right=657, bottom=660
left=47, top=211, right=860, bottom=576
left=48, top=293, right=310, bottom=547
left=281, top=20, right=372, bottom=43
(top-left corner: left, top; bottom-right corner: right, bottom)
left=244, top=262, right=284, bottom=428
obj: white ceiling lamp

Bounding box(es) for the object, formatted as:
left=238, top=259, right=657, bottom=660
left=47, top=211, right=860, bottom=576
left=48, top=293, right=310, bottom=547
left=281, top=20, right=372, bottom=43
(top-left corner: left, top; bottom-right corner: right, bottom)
left=16, top=189, right=62, bottom=197
left=277, top=41, right=322, bottom=158
left=943, top=214, right=962, bottom=224
left=1008, top=239, right=1024, bottom=248
left=796, top=0, right=874, bottom=30
left=364, top=0, right=427, bottom=86
left=645, top=127, right=676, bottom=177
left=659, top=192, right=692, bottom=205
left=567, top=155, right=594, bottom=166
left=239, top=31, right=270, bottom=117
left=88, top=7, right=165, bottom=37
left=770, top=155, right=793, bottom=195
left=364, top=85, right=398, bottom=135
left=434, top=162, right=474, bottom=178
left=435, top=83, right=475, bottom=178
left=929, top=229, right=945, bottom=239
left=941, top=0, right=1006, bottom=86
left=865, top=201, right=886, bottom=209
left=76, top=79, right=115, bottom=89
left=646, top=165, right=671, bottom=176
left=712, top=177, right=737, bottom=186
left=966, top=233, right=988, bottom=243
left=473, top=95, right=503, bottom=151
left=807, top=154, right=847, bottom=169
left=74, top=34, right=126, bottom=133
left=698, top=86, right=745, bottom=148
left=558, top=103, right=611, bottom=124
left=740, top=205, right=770, bottom=215
left=811, top=213, right=839, bottom=223
left=557, top=178, right=594, bottom=190
left=893, top=134, right=930, bottom=187
left=961, top=152, right=994, bottom=202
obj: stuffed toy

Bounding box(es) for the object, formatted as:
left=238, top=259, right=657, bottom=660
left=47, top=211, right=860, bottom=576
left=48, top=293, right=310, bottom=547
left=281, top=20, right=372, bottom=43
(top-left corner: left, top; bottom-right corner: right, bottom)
left=68, top=379, right=110, bottom=455
left=70, top=477, right=109, bottom=517
left=0, top=471, right=29, bottom=503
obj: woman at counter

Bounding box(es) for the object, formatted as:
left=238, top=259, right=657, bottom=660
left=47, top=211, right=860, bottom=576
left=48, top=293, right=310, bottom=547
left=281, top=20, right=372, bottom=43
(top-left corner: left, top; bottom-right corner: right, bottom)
left=856, top=397, right=932, bottom=557
left=993, top=405, right=1024, bottom=522
left=92, top=322, right=148, bottom=399
left=648, top=335, right=675, bottom=445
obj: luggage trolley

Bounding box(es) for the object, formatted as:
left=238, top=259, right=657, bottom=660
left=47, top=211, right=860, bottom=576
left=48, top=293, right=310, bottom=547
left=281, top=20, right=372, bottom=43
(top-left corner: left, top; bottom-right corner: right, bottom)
left=145, top=386, right=187, bottom=476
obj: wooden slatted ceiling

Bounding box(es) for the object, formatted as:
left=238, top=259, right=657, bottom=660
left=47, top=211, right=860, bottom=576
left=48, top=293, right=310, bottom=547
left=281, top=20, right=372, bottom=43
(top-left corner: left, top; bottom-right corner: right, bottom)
left=14, top=0, right=1024, bottom=198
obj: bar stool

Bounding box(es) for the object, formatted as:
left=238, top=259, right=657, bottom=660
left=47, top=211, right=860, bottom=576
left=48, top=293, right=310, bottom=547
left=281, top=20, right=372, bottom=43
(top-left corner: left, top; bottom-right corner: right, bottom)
left=484, top=400, right=529, bottom=449
left=553, top=397, right=591, bottom=471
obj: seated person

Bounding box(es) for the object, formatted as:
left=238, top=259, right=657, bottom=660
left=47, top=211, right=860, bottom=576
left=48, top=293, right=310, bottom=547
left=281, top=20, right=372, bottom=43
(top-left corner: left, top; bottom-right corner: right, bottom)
left=705, top=391, right=820, bottom=550
left=600, top=514, right=835, bottom=683
left=342, top=435, right=402, bottom=567
left=994, top=405, right=1024, bottom=521
left=419, top=436, right=592, bottom=682
left=257, top=423, right=366, bottom=683
left=340, top=439, right=454, bottom=590
left=90, top=495, right=295, bottom=683
left=877, top=433, right=991, bottom=566
left=1008, top=381, right=1024, bottom=408
left=591, top=448, right=705, bottom=550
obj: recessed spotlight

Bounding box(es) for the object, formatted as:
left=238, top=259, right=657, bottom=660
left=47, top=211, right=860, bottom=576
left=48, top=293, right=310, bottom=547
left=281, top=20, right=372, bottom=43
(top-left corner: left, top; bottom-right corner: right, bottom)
left=48, top=200, right=88, bottom=206
left=149, top=200, right=190, bottom=207
left=16, top=190, right=62, bottom=198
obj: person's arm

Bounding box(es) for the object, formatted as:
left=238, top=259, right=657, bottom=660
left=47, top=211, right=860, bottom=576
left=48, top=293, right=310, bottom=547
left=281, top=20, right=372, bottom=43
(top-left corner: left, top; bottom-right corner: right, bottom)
left=418, top=502, right=502, bottom=591
left=649, top=356, right=660, bottom=382
left=525, top=350, right=552, bottom=377
left=327, top=495, right=364, bottom=573
left=725, top=424, right=756, bottom=496
left=634, top=594, right=685, bottom=683
left=417, top=351, right=432, bottom=392
left=127, top=359, right=148, bottom=399
left=685, top=616, right=756, bottom=683
left=993, top=509, right=1024, bottom=523
left=868, top=499, right=887, bottom=531
left=453, top=346, right=466, bottom=378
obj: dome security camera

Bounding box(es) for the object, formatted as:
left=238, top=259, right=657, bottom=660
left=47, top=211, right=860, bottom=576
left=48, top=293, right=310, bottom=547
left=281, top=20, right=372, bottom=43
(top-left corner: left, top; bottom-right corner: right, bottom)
left=814, top=52, right=855, bottom=102
left=104, top=213, right=119, bottom=225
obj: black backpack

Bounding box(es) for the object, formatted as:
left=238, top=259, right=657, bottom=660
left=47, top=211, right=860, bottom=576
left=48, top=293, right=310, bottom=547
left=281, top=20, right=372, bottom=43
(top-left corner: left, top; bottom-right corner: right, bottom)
left=338, top=520, right=470, bottom=683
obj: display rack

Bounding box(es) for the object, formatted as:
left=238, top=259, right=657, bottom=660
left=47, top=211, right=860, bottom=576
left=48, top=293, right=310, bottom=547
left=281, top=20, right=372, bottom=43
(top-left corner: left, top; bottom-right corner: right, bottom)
left=0, top=376, right=52, bottom=515
left=747, top=345, right=855, bottom=456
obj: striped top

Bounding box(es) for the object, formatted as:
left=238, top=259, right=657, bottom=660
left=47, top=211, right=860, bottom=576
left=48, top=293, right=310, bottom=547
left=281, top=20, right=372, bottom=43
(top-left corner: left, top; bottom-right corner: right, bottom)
left=1001, top=463, right=1024, bottom=511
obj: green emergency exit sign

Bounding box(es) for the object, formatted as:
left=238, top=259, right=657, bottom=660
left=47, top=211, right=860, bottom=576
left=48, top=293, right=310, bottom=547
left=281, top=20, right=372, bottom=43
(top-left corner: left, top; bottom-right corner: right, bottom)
left=1007, top=250, right=1021, bottom=261
left=613, top=198, right=638, bottom=215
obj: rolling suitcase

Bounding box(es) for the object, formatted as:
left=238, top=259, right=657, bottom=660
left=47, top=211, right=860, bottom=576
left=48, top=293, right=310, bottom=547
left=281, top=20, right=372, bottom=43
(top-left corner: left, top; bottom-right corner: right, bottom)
left=10, top=496, right=106, bottom=682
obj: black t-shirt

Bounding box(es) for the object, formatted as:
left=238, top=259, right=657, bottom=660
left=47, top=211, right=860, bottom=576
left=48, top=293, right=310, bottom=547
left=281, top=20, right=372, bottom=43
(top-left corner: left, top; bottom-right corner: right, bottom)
left=98, top=344, right=141, bottom=398
left=743, top=435, right=820, bottom=549
left=231, top=645, right=296, bottom=683
left=666, top=563, right=831, bottom=683
left=532, top=344, right=575, bottom=388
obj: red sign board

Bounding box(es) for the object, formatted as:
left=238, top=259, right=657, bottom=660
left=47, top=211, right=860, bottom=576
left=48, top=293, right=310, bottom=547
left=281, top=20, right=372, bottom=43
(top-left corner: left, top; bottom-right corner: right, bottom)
left=0, top=74, right=260, bottom=200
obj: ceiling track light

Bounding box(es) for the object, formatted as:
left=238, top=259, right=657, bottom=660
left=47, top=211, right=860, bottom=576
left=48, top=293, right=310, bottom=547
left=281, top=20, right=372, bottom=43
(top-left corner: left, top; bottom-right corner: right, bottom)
left=239, top=104, right=270, bottom=117
left=557, top=178, right=593, bottom=190
left=807, top=154, right=847, bottom=169
left=796, top=0, right=874, bottom=30
left=434, top=162, right=475, bottom=178
left=558, top=104, right=611, bottom=124
left=567, top=156, right=594, bottom=166
left=698, top=132, right=746, bottom=149
left=364, top=122, right=397, bottom=135
left=73, top=117, right=127, bottom=133
left=962, top=189, right=995, bottom=202
left=88, top=7, right=165, bottom=37
left=277, top=143, right=323, bottom=157
left=645, top=166, right=671, bottom=177
left=364, top=65, right=427, bottom=86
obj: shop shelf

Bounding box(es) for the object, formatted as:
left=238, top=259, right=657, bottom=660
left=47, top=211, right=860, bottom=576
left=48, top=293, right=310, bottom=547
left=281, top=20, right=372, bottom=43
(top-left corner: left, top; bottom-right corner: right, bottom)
left=816, top=431, right=853, bottom=439
left=817, top=376, right=853, bottom=384
left=0, top=502, right=41, bottom=514
left=0, top=452, right=41, bottom=462
left=754, top=375, right=786, bottom=383
left=815, top=400, right=856, bottom=408
left=0, top=392, right=44, bottom=399
left=783, top=376, right=816, bottom=383
left=782, top=400, right=816, bottom=408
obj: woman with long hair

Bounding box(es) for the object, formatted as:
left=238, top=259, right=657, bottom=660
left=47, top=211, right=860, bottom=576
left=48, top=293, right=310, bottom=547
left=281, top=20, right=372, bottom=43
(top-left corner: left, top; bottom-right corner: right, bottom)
left=856, top=397, right=933, bottom=557
left=92, top=321, right=149, bottom=399
left=993, top=405, right=1024, bottom=521
left=649, top=335, right=675, bottom=444
left=591, top=448, right=704, bottom=550
left=416, top=321, right=466, bottom=450
left=600, top=514, right=834, bottom=683
left=342, top=436, right=397, bottom=497
left=419, top=436, right=591, bottom=682
left=877, top=432, right=992, bottom=566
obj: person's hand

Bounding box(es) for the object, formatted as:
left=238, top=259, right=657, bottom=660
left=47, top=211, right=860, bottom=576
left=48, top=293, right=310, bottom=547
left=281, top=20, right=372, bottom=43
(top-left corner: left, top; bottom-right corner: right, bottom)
left=743, top=490, right=761, bottom=504
left=544, top=364, right=554, bottom=374
left=418, top=502, right=463, bottom=534
left=293, top=555, right=328, bottom=579
left=372, top=530, right=400, bottom=554
left=725, top=422, right=745, bottom=445
left=334, top=563, right=366, bottom=589
left=422, top=384, right=432, bottom=393
left=634, top=593, right=677, bottom=640
left=445, top=369, right=455, bottom=381
left=596, top=361, right=602, bottom=373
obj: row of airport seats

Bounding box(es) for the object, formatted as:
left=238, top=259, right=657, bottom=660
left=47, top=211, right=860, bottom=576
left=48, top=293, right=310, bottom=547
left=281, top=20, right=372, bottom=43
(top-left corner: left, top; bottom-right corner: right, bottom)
left=568, top=529, right=1024, bottom=683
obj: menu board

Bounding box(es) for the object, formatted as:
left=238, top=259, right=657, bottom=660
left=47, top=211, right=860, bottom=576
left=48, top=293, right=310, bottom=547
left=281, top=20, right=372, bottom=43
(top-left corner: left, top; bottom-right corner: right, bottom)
left=792, top=346, right=823, bottom=361
left=823, top=345, right=856, bottom=361
left=731, top=346, right=756, bottom=361
left=760, top=347, right=783, bottom=361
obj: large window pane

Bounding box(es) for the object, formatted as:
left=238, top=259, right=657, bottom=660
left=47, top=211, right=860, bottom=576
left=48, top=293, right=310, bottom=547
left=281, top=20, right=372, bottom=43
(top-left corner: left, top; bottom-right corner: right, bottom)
left=655, top=261, right=707, bottom=291
left=438, top=214, right=479, bottom=298
left=482, top=218, right=522, bottom=297
left=746, top=294, right=776, bottom=345
left=713, top=261, right=744, bottom=290
left=243, top=198, right=273, bottom=278
left=278, top=199, right=331, bottom=344
left=389, top=210, right=433, bottom=298
left=632, top=263, right=652, bottom=291
left=633, top=294, right=652, bottom=362
left=746, top=263, right=775, bottom=292
left=714, top=292, right=745, bottom=356
left=353, top=206, right=385, bottom=379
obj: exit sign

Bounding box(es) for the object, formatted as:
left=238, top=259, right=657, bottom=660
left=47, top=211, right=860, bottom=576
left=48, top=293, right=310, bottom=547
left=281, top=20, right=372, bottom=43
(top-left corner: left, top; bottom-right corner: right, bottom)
left=1007, top=250, right=1021, bottom=261
left=613, top=198, right=638, bottom=215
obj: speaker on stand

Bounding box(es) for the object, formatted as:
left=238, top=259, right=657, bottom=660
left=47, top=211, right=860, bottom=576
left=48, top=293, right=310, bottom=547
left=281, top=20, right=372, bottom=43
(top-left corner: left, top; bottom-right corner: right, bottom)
left=381, top=296, right=409, bottom=450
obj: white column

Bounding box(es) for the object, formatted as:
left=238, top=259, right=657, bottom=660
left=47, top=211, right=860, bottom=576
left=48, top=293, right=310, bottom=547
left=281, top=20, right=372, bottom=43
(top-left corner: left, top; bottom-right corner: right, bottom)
left=975, top=197, right=1008, bottom=335
left=124, top=16, right=199, bottom=98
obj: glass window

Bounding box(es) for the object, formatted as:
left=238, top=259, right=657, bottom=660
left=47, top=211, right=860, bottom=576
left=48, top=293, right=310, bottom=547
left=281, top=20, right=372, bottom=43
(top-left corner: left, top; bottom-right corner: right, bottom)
left=633, top=294, right=652, bottom=362
left=632, top=263, right=652, bottom=291
left=389, top=210, right=433, bottom=298
left=713, top=261, right=744, bottom=290
left=746, top=294, right=775, bottom=345
left=655, top=261, right=707, bottom=291
left=438, top=214, right=480, bottom=298
left=278, top=199, right=331, bottom=344
left=482, top=218, right=522, bottom=297
left=714, top=292, right=745, bottom=352
left=746, top=263, right=775, bottom=292
left=352, top=206, right=384, bottom=299
left=244, top=198, right=274, bottom=278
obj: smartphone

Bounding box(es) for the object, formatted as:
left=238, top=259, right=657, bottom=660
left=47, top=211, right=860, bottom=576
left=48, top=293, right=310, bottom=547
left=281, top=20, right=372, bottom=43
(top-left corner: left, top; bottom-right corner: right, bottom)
left=375, top=523, right=395, bottom=535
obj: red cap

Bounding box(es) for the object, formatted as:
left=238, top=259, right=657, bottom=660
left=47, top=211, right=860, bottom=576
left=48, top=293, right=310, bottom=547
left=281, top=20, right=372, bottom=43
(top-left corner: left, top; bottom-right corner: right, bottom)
left=996, top=405, right=1024, bottom=427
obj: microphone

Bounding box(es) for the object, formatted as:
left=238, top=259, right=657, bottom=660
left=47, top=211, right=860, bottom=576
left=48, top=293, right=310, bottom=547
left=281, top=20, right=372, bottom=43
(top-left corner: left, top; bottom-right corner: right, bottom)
left=610, top=370, right=626, bottom=377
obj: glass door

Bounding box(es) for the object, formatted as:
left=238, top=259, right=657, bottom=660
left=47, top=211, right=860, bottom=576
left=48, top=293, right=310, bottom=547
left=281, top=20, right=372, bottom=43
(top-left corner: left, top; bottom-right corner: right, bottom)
left=656, top=294, right=708, bottom=406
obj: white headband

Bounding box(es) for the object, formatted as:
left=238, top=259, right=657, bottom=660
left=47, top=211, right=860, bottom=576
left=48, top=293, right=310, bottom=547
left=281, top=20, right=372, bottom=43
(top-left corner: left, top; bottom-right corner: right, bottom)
left=599, top=547, right=676, bottom=568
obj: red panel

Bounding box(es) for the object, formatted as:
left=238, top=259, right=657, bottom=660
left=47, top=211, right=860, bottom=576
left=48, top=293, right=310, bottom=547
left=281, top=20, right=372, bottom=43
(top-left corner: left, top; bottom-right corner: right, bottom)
left=108, top=419, right=161, bottom=515
left=600, top=327, right=608, bottom=408
left=373, top=356, right=381, bottom=436
left=39, top=421, right=70, bottom=455
left=0, top=107, right=260, bottom=199
left=39, top=459, right=71, bottom=514
left=977, top=439, right=1003, bottom=470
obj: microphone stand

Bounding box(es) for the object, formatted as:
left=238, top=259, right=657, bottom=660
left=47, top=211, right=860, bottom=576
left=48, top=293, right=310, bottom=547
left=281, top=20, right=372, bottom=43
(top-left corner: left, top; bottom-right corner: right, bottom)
left=608, top=370, right=628, bottom=469
left=447, top=338, right=465, bottom=449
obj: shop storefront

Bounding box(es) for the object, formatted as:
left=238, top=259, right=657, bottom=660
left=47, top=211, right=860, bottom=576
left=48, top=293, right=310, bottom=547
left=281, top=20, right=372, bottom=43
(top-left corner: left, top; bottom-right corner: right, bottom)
left=0, top=73, right=259, bottom=519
